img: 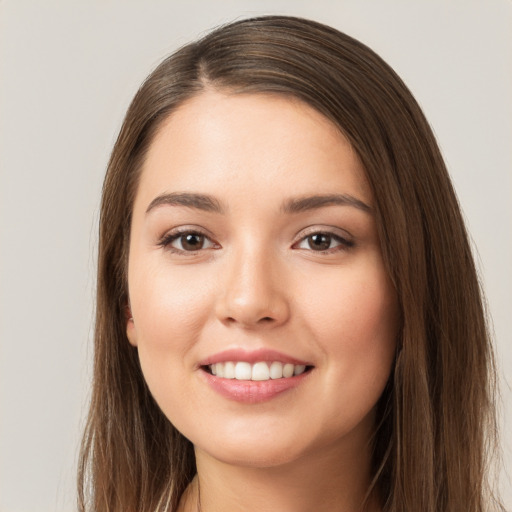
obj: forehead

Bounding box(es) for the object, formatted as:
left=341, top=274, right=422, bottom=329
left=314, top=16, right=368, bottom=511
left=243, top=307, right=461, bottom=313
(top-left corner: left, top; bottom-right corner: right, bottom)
left=135, top=90, right=371, bottom=211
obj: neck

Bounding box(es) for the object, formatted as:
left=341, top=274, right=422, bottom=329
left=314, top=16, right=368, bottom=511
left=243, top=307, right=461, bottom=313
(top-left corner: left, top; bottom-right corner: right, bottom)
left=179, top=439, right=380, bottom=512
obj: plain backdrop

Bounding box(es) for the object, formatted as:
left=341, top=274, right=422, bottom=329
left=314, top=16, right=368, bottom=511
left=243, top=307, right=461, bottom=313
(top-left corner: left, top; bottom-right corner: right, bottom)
left=0, top=1, right=511, bottom=510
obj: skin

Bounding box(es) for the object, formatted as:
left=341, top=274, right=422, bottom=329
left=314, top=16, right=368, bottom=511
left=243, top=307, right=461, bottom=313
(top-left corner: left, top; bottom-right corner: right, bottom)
left=126, top=90, right=398, bottom=511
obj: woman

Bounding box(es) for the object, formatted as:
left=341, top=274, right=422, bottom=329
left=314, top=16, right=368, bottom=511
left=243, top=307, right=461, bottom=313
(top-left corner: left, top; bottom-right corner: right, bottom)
left=78, top=16, right=503, bottom=512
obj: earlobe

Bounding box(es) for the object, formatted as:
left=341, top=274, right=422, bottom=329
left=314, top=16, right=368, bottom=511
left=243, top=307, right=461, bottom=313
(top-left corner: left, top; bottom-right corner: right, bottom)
left=126, top=318, right=138, bottom=347
left=125, top=305, right=138, bottom=347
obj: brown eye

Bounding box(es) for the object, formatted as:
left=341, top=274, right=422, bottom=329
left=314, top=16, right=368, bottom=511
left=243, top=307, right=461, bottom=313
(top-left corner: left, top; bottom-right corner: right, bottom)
left=180, top=233, right=205, bottom=251
left=160, top=230, right=217, bottom=253
left=307, top=233, right=332, bottom=251
left=293, top=230, right=353, bottom=253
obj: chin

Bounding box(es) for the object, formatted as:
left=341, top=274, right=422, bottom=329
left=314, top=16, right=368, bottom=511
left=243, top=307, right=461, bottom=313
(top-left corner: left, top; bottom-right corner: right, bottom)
left=196, top=441, right=303, bottom=469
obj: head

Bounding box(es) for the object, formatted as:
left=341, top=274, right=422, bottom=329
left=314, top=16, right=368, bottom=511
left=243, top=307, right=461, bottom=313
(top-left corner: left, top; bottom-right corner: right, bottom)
left=79, top=15, right=497, bottom=512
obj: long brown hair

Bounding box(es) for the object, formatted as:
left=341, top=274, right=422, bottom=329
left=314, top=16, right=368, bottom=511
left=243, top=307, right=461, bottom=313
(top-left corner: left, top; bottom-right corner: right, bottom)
left=78, top=15, right=503, bottom=512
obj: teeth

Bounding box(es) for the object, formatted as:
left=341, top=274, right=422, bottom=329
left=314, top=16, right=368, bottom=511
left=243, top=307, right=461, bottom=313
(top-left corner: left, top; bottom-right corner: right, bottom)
left=252, top=362, right=270, bottom=381
left=283, top=363, right=294, bottom=378
left=269, top=361, right=283, bottom=379
left=294, top=364, right=306, bottom=376
left=235, top=362, right=252, bottom=380
left=224, top=361, right=236, bottom=379
left=208, top=361, right=308, bottom=381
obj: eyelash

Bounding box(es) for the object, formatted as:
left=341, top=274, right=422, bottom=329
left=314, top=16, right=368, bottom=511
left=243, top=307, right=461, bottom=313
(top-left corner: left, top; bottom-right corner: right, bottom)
left=158, top=228, right=217, bottom=254
left=158, top=228, right=354, bottom=255
left=292, top=231, right=354, bottom=253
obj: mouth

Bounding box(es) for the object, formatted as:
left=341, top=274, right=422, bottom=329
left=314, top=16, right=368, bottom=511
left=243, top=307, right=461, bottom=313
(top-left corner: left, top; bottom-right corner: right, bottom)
left=198, top=349, right=314, bottom=402
left=202, top=361, right=314, bottom=381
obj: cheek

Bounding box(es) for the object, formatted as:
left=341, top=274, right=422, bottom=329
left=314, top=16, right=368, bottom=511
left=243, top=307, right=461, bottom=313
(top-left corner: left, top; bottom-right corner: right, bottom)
left=129, top=266, right=216, bottom=419
left=301, top=263, right=398, bottom=381
left=131, top=263, right=212, bottom=341
left=128, top=264, right=216, bottom=398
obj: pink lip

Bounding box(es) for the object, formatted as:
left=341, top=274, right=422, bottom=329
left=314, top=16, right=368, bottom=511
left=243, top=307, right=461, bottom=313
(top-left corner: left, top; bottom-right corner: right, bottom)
left=200, top=369, right=310, bottom=404
left=197, top=348, right=313, bottom=404
left=198, top=348, right=310, bottom=367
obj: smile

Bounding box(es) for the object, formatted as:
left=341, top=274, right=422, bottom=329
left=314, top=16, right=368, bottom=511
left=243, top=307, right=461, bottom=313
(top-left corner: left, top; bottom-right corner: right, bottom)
left=208, top=361, right=310, bottom=381
left=199, top=349, right=314, bottom=402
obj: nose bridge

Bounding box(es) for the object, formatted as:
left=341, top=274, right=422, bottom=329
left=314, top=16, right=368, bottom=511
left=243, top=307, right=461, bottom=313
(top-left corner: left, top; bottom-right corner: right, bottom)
left=216, top=236, right=289, bottom=327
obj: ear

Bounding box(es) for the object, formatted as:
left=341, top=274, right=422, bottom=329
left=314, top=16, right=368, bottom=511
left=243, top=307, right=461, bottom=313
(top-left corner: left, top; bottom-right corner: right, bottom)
left=125, top=304, right=138, bottom=347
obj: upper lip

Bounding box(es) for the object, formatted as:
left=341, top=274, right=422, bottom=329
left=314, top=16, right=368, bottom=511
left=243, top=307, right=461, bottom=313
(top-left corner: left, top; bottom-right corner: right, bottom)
left=198, top=348, right=312, bottom=367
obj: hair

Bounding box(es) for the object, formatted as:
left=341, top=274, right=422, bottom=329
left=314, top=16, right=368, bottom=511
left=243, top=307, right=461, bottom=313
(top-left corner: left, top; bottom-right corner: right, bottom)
left=78, top=15, right=503, bottom=512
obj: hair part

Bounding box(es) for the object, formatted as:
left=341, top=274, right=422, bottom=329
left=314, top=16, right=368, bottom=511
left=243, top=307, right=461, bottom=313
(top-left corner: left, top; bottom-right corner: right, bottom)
left=78, top=15, right=503, bottom=512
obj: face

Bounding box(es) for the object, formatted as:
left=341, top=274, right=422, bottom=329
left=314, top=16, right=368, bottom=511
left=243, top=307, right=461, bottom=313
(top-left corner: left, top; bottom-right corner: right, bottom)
left=126, top=90, right=398, bottom=468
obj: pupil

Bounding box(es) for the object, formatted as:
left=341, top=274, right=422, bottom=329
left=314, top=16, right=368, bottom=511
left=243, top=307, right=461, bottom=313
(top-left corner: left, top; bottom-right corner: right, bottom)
left=309, top=234, right=331, bottom=251
left=182, top=234, right=204, bottom=250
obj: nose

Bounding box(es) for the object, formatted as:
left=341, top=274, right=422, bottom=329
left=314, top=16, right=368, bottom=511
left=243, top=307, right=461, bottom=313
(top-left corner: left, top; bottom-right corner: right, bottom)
left=215, top=245, right=290, bottom=328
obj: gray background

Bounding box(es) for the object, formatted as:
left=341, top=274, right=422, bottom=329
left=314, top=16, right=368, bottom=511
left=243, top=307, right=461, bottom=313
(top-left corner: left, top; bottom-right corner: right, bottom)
left=1, top=1, right=510, bottom=510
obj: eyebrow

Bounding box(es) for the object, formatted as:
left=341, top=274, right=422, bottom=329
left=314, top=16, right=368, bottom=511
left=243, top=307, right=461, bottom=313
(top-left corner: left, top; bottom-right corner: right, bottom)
left=281, top=194, right=372, bottom=214
left=145, top=191, right=372, bottom=216
left=146, top=192, right=225, bottom=214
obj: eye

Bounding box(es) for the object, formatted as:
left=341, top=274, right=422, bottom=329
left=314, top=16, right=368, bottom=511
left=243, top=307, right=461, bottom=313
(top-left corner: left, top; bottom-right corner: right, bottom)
left=159, top=230, right=218, bottom=253
left=294, top=231, right=353, bottom=252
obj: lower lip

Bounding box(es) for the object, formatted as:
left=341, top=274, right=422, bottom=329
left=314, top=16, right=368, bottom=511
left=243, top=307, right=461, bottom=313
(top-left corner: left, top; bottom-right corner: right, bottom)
left=201, top=369, right=310, bottom=403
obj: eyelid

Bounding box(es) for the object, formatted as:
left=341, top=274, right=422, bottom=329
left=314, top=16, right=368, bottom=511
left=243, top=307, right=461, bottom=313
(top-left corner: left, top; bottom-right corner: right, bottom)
left=292, top=225, right=355, bottom=251
left=293, top=225, right=354, bottom=243
left=156, top=224, right=354, bottom=254
left=157, top=226, right=220, bottom=253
